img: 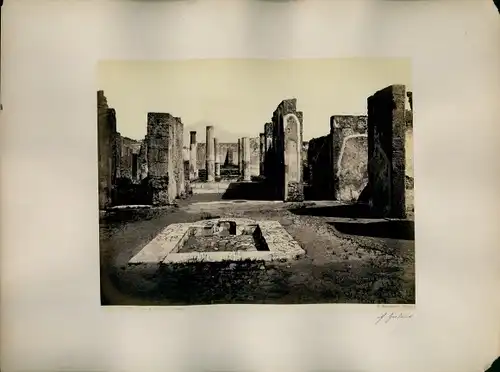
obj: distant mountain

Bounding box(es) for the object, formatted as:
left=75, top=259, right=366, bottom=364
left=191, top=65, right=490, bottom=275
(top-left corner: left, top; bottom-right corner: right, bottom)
left=183, top=121, right=250, bottom=144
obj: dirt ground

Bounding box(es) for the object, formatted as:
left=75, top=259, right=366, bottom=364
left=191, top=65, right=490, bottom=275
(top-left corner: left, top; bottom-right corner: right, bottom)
left=100, top=195, right=415, bottom=306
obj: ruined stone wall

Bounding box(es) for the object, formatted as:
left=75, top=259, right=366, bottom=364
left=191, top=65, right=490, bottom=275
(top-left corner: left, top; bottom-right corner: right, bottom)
left=196, top=143, right=206, bottom=171
left=405, top=91, right=414, bottom=213
left=147, top=113, right=177, bottom=205
left=219, top=143, right=238, bottom=166
left=138, top=138, right=148, bottom=181
left=183, top=146, right=192, bottom=195
left=114, top=133, right=122, bottom=180
left=330, top=115, right=368, bottom=202
left=271, top=107, right=285, bottom=199
left=367, top=85, right=406, bottom=218
left=174, top=118, right=185, bottom=197
left=269, top=99, right=304, bottom=201
left=120, top=137, right=142, bottom=181
left=249, top=137, right=260, bottom=176
left=302, top=141, right=309, bottom=183
left=307, top=134, right=333, bottom=200
left=97, top=91, right=117, bottom=209
left=263, top=122, right=275, bottom=181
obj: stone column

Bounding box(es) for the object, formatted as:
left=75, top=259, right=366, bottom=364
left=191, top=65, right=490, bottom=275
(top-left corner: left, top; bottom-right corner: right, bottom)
left=205, top=126, right=215, bottom=182
left=189, top=131, right=198, bottom=180
left=238, top=138, right=243, bottom=176
left=242, top=137, right=251, bottom=181
left=259, top=133, right=265, bottom=176
left=214, top=138, right=221, bottom=179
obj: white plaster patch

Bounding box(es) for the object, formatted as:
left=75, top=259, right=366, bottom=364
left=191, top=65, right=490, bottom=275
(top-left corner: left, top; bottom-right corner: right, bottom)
left=336, top=134, right=368, bottom=178
left=128, top=217, right=305, bottom=265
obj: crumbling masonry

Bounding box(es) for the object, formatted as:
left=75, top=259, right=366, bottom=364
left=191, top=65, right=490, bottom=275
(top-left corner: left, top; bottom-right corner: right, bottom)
left=146, top=113, right=184, bottom=206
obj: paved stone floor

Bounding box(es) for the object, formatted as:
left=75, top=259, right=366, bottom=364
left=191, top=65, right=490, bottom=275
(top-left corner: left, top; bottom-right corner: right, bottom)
left=100, top=194, right=415, bottom=306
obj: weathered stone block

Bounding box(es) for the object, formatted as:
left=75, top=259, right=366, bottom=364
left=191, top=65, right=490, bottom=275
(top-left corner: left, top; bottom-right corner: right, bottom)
left=249, top=137, right=260, bottom=177
left=330, top=115, right=368, bottom=202
left=147, top=112, right=177, bottom=205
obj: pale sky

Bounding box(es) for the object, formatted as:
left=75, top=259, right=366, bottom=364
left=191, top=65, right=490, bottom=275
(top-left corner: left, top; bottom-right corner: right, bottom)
left=97, top=59, right=411, bottom=142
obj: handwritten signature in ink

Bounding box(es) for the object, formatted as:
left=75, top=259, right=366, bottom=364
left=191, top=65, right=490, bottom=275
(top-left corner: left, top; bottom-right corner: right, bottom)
left=375, top=312, right=414, bottom=324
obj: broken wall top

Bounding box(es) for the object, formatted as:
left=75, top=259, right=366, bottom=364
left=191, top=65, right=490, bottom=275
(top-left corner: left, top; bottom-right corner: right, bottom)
left=370, top=84, right=406, bottom=99
left=264, top=122, right=274, bottom=136
left=272, top=98, right=298, bottom=120
left=330, top=115, right=368, bottom=134
left=308, top=134, right=330, bottom=149
left=147, top=112, right=178, bottom=136
left=367, top=85, right=406, bottom=131
left=97, top=90, right=108, bottom=109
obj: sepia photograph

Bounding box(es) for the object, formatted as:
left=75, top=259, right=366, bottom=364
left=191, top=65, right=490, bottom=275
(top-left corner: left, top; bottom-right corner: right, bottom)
left=98, top=58, right=414, bottom=306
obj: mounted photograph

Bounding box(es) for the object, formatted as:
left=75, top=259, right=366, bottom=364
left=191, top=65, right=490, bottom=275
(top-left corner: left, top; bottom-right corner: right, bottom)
left=98, top=58, right=414, bottom=306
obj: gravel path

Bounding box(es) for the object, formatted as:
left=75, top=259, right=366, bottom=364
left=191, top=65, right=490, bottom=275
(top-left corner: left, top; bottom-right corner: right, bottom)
left=100, top=200, right=415, bottom=305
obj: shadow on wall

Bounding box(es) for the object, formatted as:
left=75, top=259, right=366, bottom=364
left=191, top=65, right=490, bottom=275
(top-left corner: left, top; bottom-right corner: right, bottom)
left=112, top=178, right=152, bottom=206
left=289, top=203, right=375, bottom=219
left=328, top=220, right=414, bottom=241
left=221, top=181, right=275, bottom=200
